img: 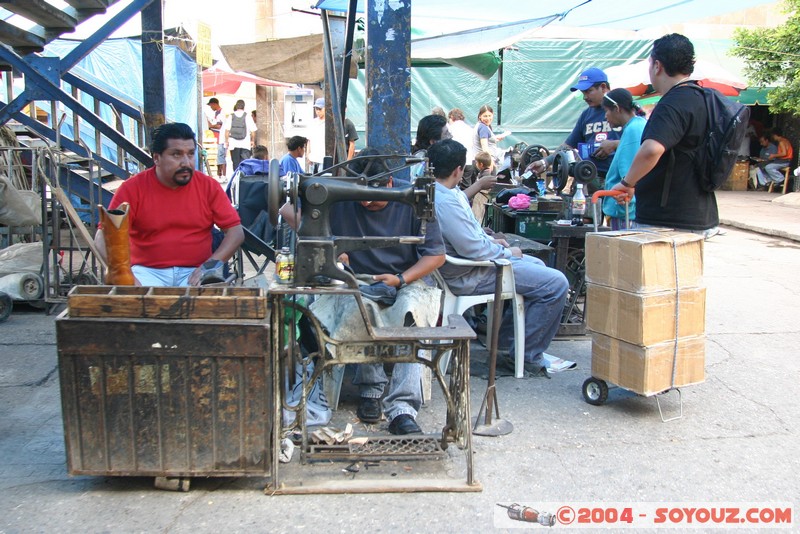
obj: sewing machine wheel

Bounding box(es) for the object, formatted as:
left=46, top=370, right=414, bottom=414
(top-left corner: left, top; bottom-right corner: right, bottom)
left=549, top=152, right=570, bottom=193
left=572, top=160, right=597, bottom=185
left=267, top=158, right=284, bottom=226
left=519, top=144, right=549, bottom=171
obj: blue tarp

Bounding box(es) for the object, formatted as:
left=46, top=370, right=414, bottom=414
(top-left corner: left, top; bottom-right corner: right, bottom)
left=42, top=38, right=197, bottom=159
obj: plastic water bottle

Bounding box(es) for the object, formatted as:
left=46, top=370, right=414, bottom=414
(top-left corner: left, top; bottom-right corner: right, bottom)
left=573, top=184, right=586, bottom=222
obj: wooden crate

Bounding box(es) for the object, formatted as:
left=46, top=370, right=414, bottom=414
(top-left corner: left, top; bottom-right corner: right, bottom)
left=721, top=160, right=749, bottom=191
left=67, top=285, right=268, bottom=320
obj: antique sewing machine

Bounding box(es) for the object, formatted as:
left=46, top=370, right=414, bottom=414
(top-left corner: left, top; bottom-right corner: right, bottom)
left=261, top=155, right=479, bottom=494
left=266, top=154, right=435, bottom=287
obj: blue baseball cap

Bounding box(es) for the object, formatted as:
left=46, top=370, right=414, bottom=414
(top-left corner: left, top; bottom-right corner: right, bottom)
left=570, top=67, right=608, bottom=92
left=314, top=97, right=325, bottom=108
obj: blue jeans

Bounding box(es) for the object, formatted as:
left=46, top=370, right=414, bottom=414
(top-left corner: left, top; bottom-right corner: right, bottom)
left=131, top=265, right=195, bottom=286
left=472, top=255, right=568, bottom=364
left=757, top=161, right=789, bottom=185
left=353, top=362, right=421, bottom=422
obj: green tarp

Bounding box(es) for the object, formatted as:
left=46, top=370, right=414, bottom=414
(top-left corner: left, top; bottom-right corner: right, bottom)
left=346, top=37, right=757, bottom=151
left=347, top=38, right=652, bottom=150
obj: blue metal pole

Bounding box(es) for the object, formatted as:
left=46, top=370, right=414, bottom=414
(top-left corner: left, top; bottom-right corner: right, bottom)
left=366, top=0, right=410, bottom=159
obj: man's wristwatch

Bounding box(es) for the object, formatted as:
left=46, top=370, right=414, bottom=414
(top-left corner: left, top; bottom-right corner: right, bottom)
left=620, top=177, right=634, bottom=188
left=396, top=273, right=406, bottom=288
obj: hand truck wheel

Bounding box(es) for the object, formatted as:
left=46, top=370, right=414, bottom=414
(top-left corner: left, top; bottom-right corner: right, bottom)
left=582, top=377, right=609, bottom=406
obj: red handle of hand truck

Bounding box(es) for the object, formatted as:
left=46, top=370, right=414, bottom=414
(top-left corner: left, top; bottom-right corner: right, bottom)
left=591, top=189, right=630, bottom=205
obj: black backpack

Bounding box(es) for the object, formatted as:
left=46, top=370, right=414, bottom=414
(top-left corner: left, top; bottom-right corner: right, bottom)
left=229, top=113, right=247, bottom=140
left=663, top=83, right=750, bottom=204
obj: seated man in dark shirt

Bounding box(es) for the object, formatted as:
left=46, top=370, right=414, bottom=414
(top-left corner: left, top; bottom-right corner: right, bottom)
left=280, top=149, right=445, bottom=435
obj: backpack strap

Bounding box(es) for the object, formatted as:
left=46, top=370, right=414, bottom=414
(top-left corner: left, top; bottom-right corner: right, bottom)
left=660, top=82, right=705, bottom=208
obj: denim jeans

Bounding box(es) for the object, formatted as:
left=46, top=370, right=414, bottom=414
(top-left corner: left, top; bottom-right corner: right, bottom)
left=757, top=161, right=789, bottom=185
left=353, top=362, right=422, bottom=422
left=131, top=265, right=195, bottom=287
left=472, top=255, right=568, bottom=364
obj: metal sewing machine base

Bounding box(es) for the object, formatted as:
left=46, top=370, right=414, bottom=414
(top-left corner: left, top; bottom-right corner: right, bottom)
left=265, top=287, right=482, bottom=494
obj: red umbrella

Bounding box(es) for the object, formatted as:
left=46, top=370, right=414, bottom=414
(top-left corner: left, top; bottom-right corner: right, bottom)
left=605, top=59, right=747, bottom=97
left=202, top=65, right=292, bottom=94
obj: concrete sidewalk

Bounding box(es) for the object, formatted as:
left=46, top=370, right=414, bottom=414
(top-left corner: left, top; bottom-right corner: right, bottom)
left=1, top=190, right=799, bottom=532
left=716, top=190, right=800, bottom=242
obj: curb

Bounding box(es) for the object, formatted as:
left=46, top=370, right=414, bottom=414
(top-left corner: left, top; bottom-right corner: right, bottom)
left=719, top=218, right=800, bottom=243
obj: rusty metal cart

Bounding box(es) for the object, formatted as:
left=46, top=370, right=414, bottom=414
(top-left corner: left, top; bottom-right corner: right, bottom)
left=56, top=285, right=272, bottom=490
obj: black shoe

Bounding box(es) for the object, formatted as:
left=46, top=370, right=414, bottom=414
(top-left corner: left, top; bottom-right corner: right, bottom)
left=359, top=282, right=397, bottom=306
left=357, top=397, right=382, bottom=423
left=388, top=414, right=422, bottom=435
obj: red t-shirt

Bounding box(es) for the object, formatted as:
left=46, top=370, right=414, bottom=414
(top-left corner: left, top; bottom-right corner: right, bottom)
left=109, top=168, right=241, bottom=268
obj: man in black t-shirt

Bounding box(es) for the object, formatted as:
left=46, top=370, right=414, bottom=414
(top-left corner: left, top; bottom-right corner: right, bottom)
left=612, top=33, right=719, bottom=236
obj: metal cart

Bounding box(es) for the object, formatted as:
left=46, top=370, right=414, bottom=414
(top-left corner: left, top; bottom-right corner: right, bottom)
left=580, top=190, right=688, bottom=422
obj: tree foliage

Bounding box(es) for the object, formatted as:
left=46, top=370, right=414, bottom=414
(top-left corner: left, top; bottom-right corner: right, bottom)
left=732, top=0, right=800, bottom=115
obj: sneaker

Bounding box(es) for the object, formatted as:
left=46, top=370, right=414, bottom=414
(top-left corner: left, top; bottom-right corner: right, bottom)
left=357, top=397, right=382, bottom=423
left=359, top=281, right=397, bottom=306
left=542, top=353, right=577, bottom=372
left=388, top=414, right=422, bottom=435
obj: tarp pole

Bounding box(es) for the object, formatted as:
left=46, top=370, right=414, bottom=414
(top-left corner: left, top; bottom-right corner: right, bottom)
left=141, top=0, right=166, bottom=143
left=339, top=0, right=357, bottom=123
left=321, top=11, right=347, bottom=166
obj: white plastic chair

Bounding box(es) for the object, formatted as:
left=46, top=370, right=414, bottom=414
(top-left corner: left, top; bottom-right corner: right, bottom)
left=433, top=255, right=526, bottom=378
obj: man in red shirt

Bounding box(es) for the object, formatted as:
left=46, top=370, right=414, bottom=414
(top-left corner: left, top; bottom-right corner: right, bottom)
left=95, top=122, right=244, bottom=286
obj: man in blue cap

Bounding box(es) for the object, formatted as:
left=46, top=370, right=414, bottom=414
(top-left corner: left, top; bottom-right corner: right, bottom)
left=527, top=67, right=621, bottom=194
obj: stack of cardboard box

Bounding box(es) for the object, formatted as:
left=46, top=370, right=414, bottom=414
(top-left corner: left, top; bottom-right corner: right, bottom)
left=584, top=230, right=707, bottom=396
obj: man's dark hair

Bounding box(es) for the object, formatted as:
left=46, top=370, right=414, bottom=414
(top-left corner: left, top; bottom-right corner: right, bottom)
left=411, top=114, right=449, bottom=152
left=234, top=99, right=245, bottom=111
left=150, top=122, right=196, bottom=154
left=349, top=147, right=391, bottom=185
left=427, top=139, right=467, bottom=179
left=287, top=135, right=307, bottom=151
left=651, top=33, right=695, bottom=77
left=207, top=97, right=219, bottom=105
left=252, top=145, right=269, bottom=159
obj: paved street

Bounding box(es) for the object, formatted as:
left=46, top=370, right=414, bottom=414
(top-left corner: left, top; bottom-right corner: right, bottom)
left=0, top=192, right=798, bottom=532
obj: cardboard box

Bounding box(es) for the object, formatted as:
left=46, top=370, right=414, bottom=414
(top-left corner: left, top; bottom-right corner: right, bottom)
left=585, top=230, right=704, bottom=293
left=591, top=332, right=706, bottom=396
left=720, top=160, right=749, bottom=191
left=586, top=284, right=706, bottom=346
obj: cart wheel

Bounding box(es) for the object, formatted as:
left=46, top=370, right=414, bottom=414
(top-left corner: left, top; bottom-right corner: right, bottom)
left=0, top=292, right=12, bottom=323
left=582, top=377, right=608, bottom=406
left=20, top=273, right=44, bottom=300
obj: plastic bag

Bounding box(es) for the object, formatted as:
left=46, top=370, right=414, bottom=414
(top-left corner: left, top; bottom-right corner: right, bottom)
left=0, top=175, right=40, bottom=226
left=508, top=193, right=533, bottom=210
